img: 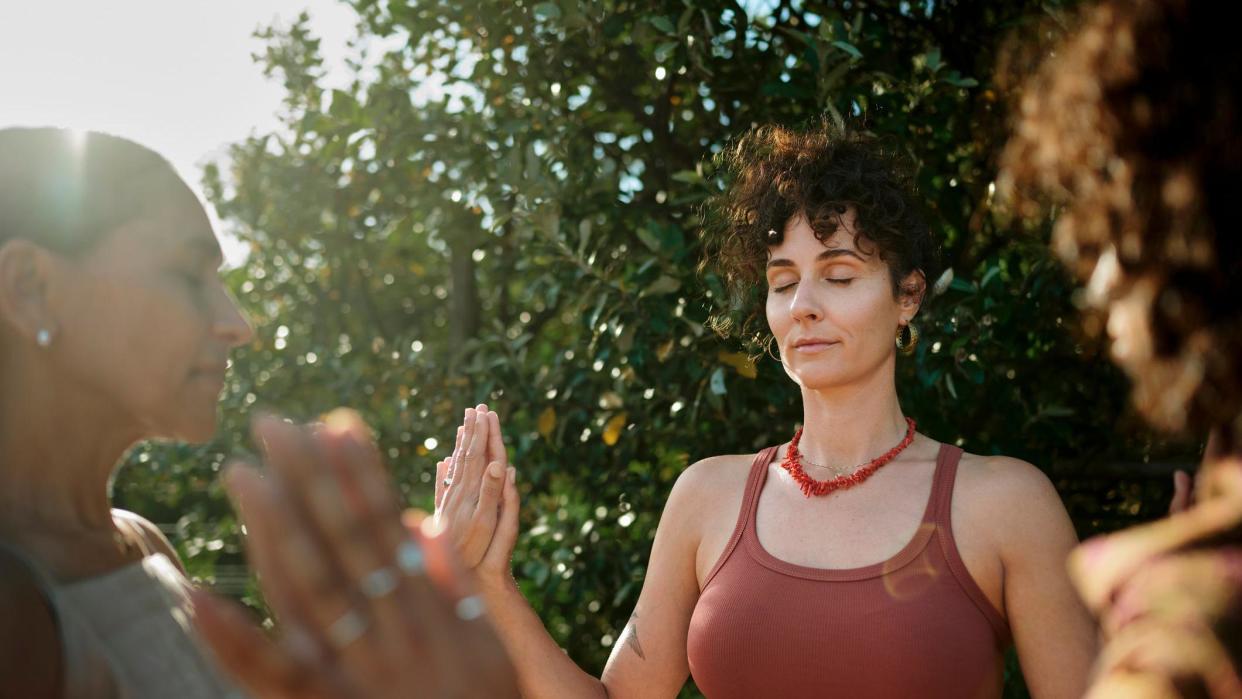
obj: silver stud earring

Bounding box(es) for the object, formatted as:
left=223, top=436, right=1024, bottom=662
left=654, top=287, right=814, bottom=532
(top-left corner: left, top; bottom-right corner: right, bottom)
left=36, top=329, right=52, bottom=348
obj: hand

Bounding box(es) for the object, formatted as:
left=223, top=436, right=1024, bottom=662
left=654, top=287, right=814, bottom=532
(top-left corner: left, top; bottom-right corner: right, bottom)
left=193, top=409, right=518, bottom=699
left=1070, top=465, right=1242, bottom=698
left=1168, top=468, right=1196, bottom=515
left=433, top=405, right=520, bottom=582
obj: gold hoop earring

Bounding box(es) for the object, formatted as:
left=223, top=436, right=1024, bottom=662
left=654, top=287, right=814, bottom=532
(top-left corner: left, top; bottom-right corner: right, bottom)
left=765, top=336, right=782, bottom=363
left=896, top=323, right=919, bottom=356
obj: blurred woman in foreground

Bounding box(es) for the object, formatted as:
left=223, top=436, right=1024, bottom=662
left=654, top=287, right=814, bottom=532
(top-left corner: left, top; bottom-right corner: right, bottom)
left=0, top=127, right=514, bottom=698
left=0, top=127, right=253, bottom=697
left=1000, top=0, right=1242, bottom=694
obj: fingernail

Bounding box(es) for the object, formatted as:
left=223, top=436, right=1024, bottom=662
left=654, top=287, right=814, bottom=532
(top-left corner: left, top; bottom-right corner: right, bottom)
left=507, top=466, right=516, bottom=483
left=488, top=462, right=503, bottom=478
left=323, top=408, right=368, bottom=439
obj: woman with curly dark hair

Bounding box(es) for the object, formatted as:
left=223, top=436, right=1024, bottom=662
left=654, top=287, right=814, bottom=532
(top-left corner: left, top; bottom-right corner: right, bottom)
left=1000, top=0, right=1242, bottom=695
left=422, top=123, right=1097, bottom=698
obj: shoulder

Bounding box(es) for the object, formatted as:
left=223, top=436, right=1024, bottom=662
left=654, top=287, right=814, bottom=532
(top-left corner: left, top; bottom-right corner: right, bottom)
left=670, top=453, right=756, bottom=506
left=658, top=452, right=758, bottom=532
left=0, top=544, right=62, bottom=697
left=955, top=452, right=1061, bottom=504
left=954, top=452, right=1077, bottom=558
left=111, top=509, right=185, bottom=573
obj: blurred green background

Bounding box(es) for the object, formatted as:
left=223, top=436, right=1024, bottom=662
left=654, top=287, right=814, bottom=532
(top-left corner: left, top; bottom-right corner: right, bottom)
left=112, top=1, right=1199, bottom=695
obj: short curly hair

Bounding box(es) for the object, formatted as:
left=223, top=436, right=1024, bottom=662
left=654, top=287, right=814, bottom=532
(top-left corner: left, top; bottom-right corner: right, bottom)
left=999, top=0, right=1242, bottom=436
left=700, top=122, right=941, bottom=351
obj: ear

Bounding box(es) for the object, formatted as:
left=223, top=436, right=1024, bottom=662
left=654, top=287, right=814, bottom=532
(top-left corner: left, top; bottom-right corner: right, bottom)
left=0, top=240, right=59, bottom=345
left=897, top=269, right=927, bottom=323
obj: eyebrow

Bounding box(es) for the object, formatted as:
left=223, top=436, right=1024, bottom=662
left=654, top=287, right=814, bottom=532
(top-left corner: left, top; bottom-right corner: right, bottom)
left=766, top=248, right=864, bottom=270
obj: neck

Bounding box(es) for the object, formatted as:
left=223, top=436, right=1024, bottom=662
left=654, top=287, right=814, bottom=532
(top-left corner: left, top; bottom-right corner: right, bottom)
left=0, top=355, right=140, bottom=542
left=795, top=357, right=909, bottom=468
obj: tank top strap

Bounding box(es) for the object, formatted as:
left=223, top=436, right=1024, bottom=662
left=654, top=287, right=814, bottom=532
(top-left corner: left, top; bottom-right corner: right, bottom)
left=699, top=445, right=780, bottom=591
left=928, top=443, right=964, bottom=526
left=742, top=445, right=780, bottom=523
left=926, top=443, right=1012, bottom=645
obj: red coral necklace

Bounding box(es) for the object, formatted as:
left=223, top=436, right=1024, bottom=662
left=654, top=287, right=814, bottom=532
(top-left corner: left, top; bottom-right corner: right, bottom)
left=781, top=417, right=918, bottom=497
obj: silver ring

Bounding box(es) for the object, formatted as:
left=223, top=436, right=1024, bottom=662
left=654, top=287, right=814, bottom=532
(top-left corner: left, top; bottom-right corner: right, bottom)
left=442, top=477, right=453, bottom=487
left=360, top=567, right=399, bottom=599
left=396, top=540, right=426, bottom=575
left=326, top=608, right=369, bottom=649
left=455, top=595, right=486, bottom=621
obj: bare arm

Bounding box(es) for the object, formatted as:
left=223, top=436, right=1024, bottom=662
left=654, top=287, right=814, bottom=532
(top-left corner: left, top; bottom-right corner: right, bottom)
left=989, top=458, right=1098, bottom=698
left=477, top=459, right=709, bottom=699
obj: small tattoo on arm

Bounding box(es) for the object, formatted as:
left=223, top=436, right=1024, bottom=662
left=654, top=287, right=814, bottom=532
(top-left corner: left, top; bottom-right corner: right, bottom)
left=623, top=611, right=646, bottom=660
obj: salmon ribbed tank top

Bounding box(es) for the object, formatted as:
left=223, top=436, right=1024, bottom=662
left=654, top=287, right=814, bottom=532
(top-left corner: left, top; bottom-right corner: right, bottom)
left=687, top=443, right=1011, bottom=699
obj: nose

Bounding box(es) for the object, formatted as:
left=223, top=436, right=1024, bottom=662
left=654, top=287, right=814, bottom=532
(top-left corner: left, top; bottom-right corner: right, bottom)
left=213, top=286, right=254, bottom=348
left=789, top=277, right=822, bottom=323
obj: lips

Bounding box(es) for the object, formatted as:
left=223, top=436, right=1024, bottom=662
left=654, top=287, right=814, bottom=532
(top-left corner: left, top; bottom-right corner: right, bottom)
left=792, top=338, right=837, bottom=351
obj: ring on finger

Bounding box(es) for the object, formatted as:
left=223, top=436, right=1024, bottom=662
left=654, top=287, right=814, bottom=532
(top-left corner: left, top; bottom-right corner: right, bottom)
left=396, top=539, right=426, bottom=575
left=326, top=608, right=370, bottom=650
left=360, top=566, right=400, bottom=599
left=455, top=594, right=487, bottom=621
left=442, top=477, right=453, bottom=487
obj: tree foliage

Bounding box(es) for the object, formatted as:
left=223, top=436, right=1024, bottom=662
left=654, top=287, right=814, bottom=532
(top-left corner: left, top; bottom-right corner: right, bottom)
left=113, top=1, right=1197, bottom=694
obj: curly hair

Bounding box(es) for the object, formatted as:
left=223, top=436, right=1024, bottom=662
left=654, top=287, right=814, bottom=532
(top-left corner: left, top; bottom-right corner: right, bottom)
left=999, top=0, right=1242, bottom=437
left=700, top=122, right=941, bottom=352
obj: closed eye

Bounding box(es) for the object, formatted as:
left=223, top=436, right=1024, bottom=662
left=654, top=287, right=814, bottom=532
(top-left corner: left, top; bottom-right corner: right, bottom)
left=826, top=278, right=854, bottom=285
left=771, top=283, right=796, bottom=294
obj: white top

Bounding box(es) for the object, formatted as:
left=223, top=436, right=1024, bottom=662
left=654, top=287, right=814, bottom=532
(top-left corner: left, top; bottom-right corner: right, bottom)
left=52, top=553, right=245, bottom=698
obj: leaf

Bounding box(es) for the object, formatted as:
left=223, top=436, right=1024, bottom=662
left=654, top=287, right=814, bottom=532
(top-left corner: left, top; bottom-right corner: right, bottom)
left=709, top=367, right=727, bottom=395
left=925, top=47, right=943, bottom=72
left=980, top=265, right=1001, bottom=288
left=831, top=40, right=863, bottom=60
left=602, top=413, right=628, bottom=446
left=943, top=72, right=979, bottom=88
left=949, top=277, right=975, bottom=293
left=656, top=338, right=675, bottom=362
left=533, top=2, right=561, bottom=21
left=642, top=275, right=681, bottom=297
left=577, top=218, right=593, bottom=255
left=932, top=267, right=954, bottom=296
left=945, top=372, right=958, bottom=399
left=537, top=406, right=556, bottom=440
left=654, top=41, right=679, bottom=63
left=636, top=226, right=663, bottom=252
left=717, top=351, right=758, bottom=379
left=329, top=89, right=358, bottom=119
left=671, top=169, right=703, bottom=185
left=649, top=16, right=675, bottom=35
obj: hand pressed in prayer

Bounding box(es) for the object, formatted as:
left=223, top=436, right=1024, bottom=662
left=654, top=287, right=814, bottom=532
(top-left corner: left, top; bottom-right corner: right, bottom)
left=433, top=405, right=520, bottom=586
left=193, top=410, right=518, bottom=699
left=1071, top=463, right=1242, bottom=698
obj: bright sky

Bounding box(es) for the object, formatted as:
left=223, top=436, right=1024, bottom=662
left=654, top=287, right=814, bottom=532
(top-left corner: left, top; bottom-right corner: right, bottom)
left=0, top=0, right=358, bottom=261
